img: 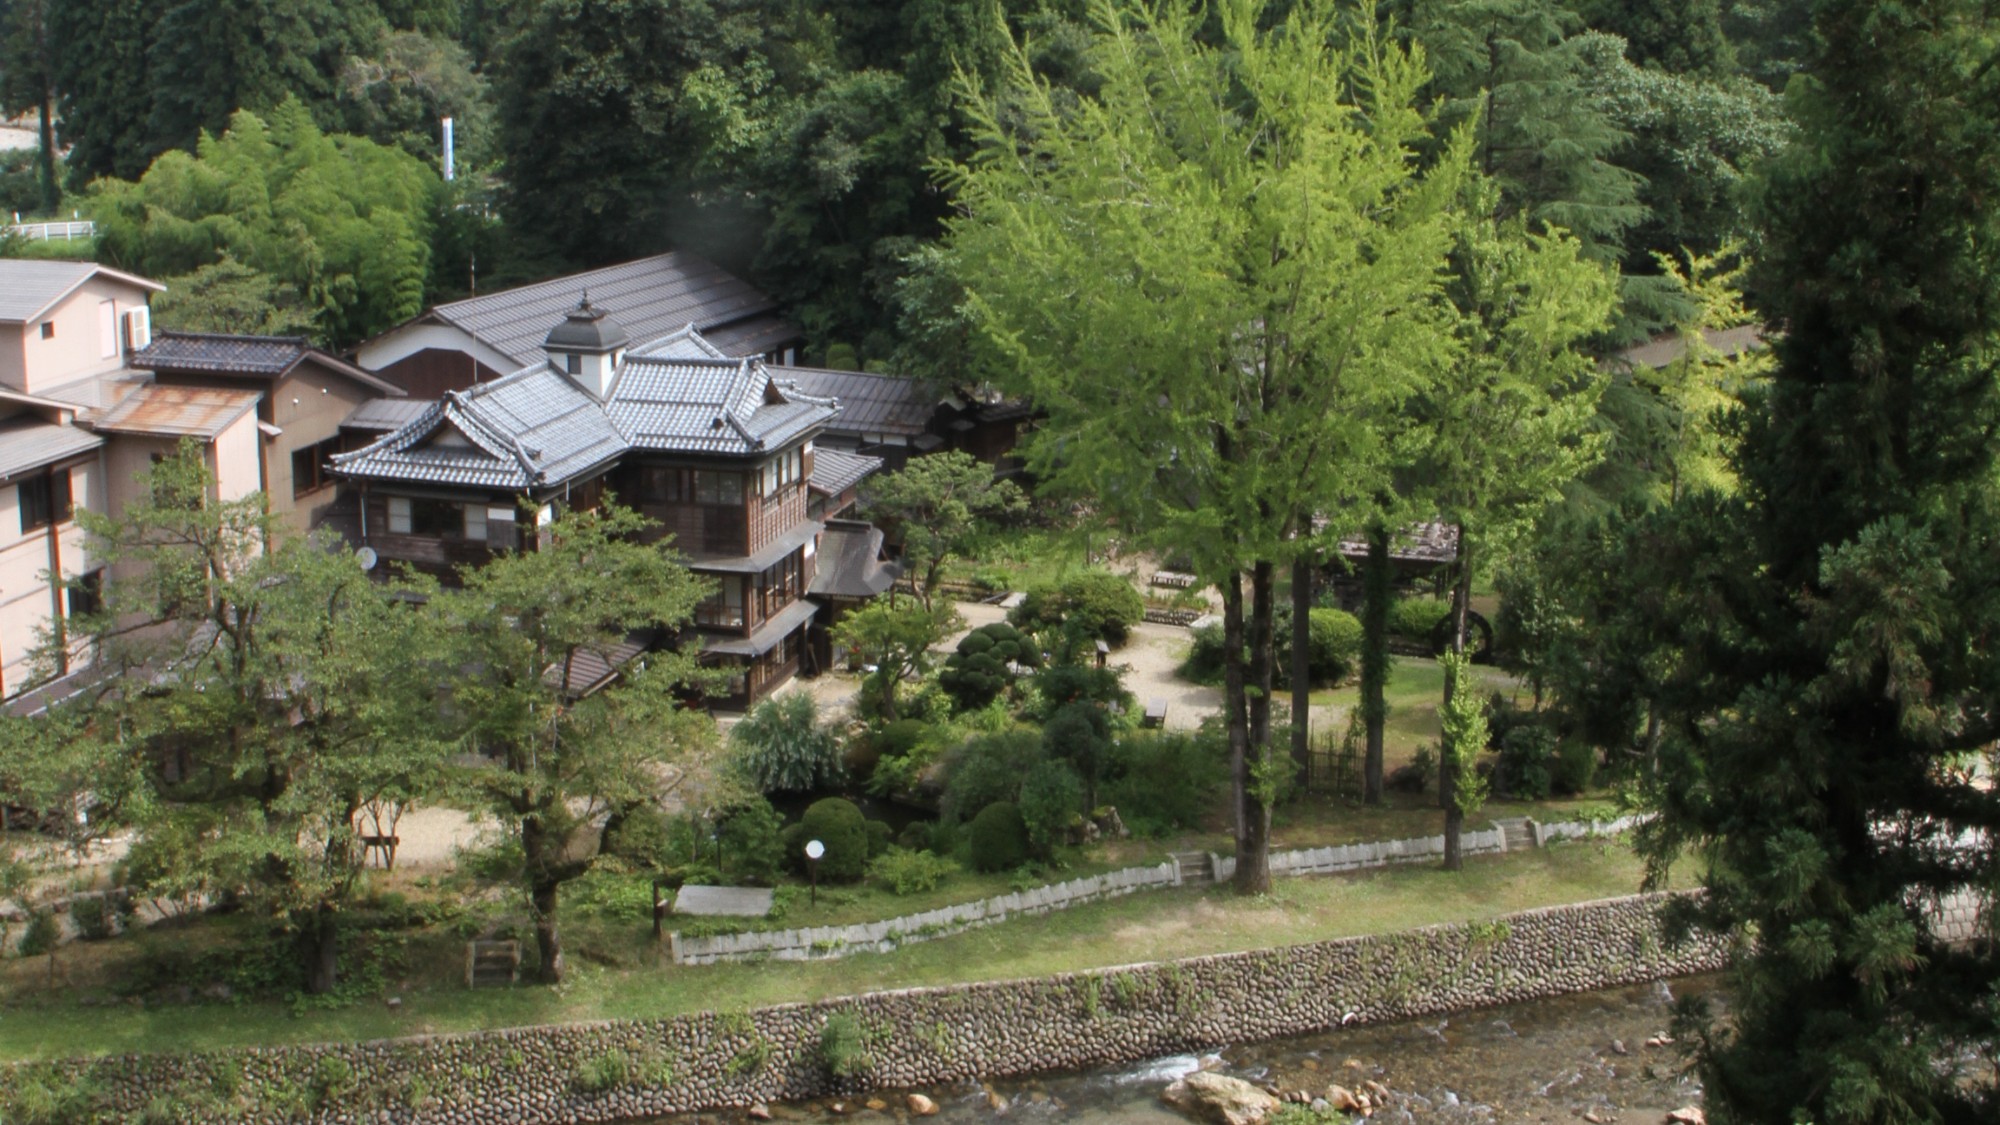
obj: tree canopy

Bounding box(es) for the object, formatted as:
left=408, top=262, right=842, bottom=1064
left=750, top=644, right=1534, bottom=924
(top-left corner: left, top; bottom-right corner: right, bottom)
left=91, top=99, right=440, bottom=347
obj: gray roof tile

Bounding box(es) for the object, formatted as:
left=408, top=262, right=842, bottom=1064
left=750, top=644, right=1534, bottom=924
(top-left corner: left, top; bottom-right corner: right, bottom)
left=333, top=327, right=839, bottom=491
left=0, top=260, right=162, bottom=323
left=133, top=331, right=404, bottom=394
left=425, top=253, right=800, bottom=368
left=0, top=416, right=103, bottom=480
left=779, top=368, right=935, bottom=437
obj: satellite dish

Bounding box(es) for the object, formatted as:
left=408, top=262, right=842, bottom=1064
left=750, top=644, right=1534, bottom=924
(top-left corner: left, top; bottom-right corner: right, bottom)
left=804, top=839, right=826, bottom=860
left=356, top=547, right=378, bottom=571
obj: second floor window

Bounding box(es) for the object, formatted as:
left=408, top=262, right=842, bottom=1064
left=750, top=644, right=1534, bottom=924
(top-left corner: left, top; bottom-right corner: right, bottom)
left=291, top=437, right=343, bottom=497
left=388, top=496, right=486, bottom=540
left=19, top=469, right=72, bottom=532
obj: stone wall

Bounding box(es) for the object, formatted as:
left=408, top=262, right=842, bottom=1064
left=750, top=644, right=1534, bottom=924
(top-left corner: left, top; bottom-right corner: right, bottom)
left=673, top=818, right=1623, bottom=965
left=7, top=893, right=1729, bottom=1125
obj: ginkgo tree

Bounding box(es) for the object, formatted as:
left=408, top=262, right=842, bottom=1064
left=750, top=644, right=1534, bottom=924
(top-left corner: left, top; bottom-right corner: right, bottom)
left=940, top=0, right=1472, bottom=892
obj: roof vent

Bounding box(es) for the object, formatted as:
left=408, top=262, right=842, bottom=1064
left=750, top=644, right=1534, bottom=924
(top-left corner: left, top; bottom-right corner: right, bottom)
left=711, top=415, right=725, bottom=430
left=543, top=290, right=630, bottom=355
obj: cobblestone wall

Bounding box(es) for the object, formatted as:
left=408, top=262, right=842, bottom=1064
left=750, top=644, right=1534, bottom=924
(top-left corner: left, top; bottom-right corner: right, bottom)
left=5, top=892, right=1729, bottom=1125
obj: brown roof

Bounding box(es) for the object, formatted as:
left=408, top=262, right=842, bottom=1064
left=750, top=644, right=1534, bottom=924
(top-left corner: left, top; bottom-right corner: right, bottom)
left=1617, top=324, right=1768, bottom=369
left=93, top=384, right=264, bottom=439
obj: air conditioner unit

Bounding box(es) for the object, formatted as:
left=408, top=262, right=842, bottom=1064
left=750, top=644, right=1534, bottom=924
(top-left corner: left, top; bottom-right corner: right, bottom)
left=123, top=306, right=151, bottom=353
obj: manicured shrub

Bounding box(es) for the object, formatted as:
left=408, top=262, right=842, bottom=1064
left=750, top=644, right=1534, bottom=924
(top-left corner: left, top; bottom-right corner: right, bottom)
left=873, top=718, right=929, bottom=759
left=604, top=803, right=675, bottom=866
left=966, top=801, right=1030, bottom=872
left=1552, top=737, right=1598, bottom=795
left=732, top=692, right=846, bottom=794
left=1030, top=661, right=1131, bottom=718
left=718, top=797, right=787, bottom=885
left=15, top=910, right=59, bottom=958
left=1018, top=760, right=1085, bottom=856
left=867, top=847, right=959, bottom=895
left=940, top=622, right=1040, bottom=711
left=940, top=729, right=1045, bottom=823
left=1388, top=597, right=1453, bottom=641
left=865, top=819, right=894, bottom=857
left=1042, top=702, right=1112, bottom=806
left=1009, top=570, right=1145, bottom=646
left=1183, top=607, right=1362, bottom=688
left=70, top=896, right=116, bottom=941
left=1101, top=730, right=1230, bottom=836
left=782, top=797, right=870, bottom=881
left=1304, top=607, right=1363, bottom=684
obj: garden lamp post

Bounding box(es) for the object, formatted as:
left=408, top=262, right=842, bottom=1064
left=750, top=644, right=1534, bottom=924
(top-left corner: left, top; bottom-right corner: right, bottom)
left=805, top=838, right=825, bottom=906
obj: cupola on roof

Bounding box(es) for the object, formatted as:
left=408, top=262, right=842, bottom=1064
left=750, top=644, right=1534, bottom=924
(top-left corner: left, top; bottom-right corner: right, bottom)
left=543, top=291, right=630, bottom=354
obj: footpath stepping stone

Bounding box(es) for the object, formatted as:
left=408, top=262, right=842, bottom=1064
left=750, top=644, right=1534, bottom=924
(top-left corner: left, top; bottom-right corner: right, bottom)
left=674, top=885, right=775, bottom=917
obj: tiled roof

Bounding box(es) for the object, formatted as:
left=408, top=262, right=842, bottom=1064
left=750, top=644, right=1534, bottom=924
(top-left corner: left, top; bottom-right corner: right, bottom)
left=779, top=367, right=934, bottom=437
left=335, top=327, right=842, bottom=492
left=332, top=366, right=625, bottom=490
left=132, top=331, right=404, bottom=395
left=808, top=447, right=881, bottom=495
left=0, top=260, right=163, bottom=323
left=341, top=397, right=433, bottom=433
left=608, top=355, right=838, bottom=456
left=93, top=384, right=263, bottom=439
left=1335, top=521, right=1461, bottom=565
left=0, top=416, right=102, bottom=480
left=422, top=253, right=800, bottom=368
left=809, top=521, right=900, bottom=599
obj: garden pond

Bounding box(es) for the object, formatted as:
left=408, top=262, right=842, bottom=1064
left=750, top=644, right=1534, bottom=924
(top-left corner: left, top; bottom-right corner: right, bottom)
left=641, top=975, right=1716, bottom=1125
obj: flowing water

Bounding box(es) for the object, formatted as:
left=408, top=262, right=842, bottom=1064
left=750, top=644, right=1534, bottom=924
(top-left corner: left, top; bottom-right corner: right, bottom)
left=648, top=976, right=1716, bottom=1125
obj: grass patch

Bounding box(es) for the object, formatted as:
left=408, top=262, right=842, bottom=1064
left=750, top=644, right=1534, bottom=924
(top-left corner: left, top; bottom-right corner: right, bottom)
left=0, top=841, right=1660, bottom=1062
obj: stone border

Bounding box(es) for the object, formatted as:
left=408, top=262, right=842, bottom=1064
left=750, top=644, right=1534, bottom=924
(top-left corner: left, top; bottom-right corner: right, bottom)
left=6, top=892, right=1728, bottom=1124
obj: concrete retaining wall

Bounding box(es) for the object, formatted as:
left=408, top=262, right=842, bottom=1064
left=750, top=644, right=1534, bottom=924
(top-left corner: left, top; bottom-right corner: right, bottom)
left=5, top=892, right=1729, bottom=1125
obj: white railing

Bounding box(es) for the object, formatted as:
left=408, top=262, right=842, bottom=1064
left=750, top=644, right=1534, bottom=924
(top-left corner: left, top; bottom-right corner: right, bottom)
left=7, top=220, right=94, bottom=242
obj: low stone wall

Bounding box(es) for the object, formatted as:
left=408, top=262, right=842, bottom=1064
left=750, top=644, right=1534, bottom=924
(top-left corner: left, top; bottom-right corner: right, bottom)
left=9, top=892, right=1729, bottom=1125
left=676, top=818, right=1622, bottom=965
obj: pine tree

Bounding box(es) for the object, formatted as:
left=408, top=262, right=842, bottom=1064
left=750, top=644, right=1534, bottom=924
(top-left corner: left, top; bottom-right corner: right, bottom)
left=1638, top=2, right=2000, bottom=1118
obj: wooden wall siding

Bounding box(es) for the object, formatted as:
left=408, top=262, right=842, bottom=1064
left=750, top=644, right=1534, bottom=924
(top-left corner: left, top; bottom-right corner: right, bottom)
left=377, top=348, right=502, bottom=398
left=747, top=482, right=804, bottom=555
left=361, top=494, right=504, bottom=578
left=636, top=501, right=745, bottom=556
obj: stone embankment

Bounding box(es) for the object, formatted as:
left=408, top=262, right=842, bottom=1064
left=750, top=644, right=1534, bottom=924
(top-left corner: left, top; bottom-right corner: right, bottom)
left=7, top=892, right=1730, bottom=1124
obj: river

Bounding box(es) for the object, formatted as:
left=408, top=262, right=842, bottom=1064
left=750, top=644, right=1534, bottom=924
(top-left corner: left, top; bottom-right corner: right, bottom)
left=647, top=976, right=1715, bottom=1125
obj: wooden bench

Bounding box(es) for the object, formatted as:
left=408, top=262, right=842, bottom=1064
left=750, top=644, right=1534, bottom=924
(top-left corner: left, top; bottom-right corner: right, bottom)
left=1150, top=570, right=1198, bottom=589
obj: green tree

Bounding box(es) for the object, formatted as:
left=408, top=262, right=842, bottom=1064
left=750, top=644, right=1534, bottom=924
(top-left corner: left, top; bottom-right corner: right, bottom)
left=1636, top=2, right=2000, bottom=1118
left=943, top=0, right=1470, bottom=892
left=52, top=444, right=447, bottom=994
left=861, top=450, right=1024, bottom=609
left=1402, top=0, right=1647, bottom=264
left=149, top=256, right=319, bottom=337
left=1572, top=0, right=1732, bottom=75
left=1042, top=702, right=1111, bottom=809
left=494, top=0, right=833, bottom=267
left=832, top=598, right=960, bottom=722
left=0, top=0, right=58, bottom=211
left=338, top=29, right=494, bottom=170
left=47, top=0, right=160, bottom=182
left=1413, top=199, right=1618, bottom=869
left=430, top=502, right=720, bottom=984
left=90, top=99, right=440, bottom=346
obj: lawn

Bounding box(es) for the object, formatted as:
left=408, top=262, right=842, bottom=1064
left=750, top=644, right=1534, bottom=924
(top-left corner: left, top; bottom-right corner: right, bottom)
left=0, top=840, right=1663, bottom=1062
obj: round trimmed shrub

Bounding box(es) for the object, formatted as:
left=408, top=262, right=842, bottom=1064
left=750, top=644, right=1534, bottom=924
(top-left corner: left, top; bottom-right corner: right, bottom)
left=782, top=797, right=870, bottom=881
left=940, top=729, right=1045, bottom=824
left=941, top=623, right=1040, bottom=711
left=966, top=801, right=1030, bottom=872
left=1018, top=760, right=1085, bottom=856
left=1389, top=597, right=1453, bottom=640
left=1305, top=607, right=1363, bottom=684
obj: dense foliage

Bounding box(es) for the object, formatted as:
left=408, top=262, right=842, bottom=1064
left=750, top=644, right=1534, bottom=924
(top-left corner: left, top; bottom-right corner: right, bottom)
left=730, top=692, right=846, bottom=794
left=939, top=622, right=1040, bottom=712
left=782, top=798, right=872, bottom=883
left=965, top=801, right=1029, bottom=873
left=1007, top=571, right=1146, bottom=648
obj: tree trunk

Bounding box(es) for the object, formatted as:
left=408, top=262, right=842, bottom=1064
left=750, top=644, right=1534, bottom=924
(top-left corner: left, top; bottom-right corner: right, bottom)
left=302, top=902, right=339, bottom=995
left=1290, top=554, right=1312, bottom=791
left=521, top=815, right=567, bottom=983
left=35, top=96, right=57, bottom=213
left=1440, top=526, right=1473, bottom=872
left=1222, top=571, right=1266, bottom=895
left=1236, top=562, right=1275, bottom=894
left=1361, top=524, right=1390, bottom=804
